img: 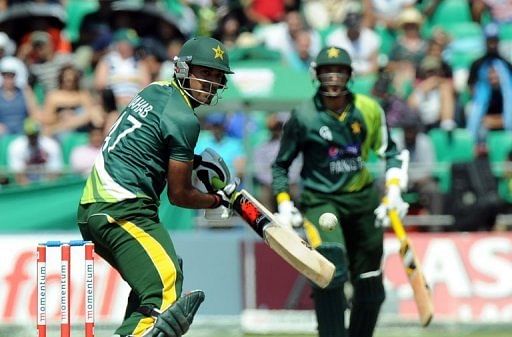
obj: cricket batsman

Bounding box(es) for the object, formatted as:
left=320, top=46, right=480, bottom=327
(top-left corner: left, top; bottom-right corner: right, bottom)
left=272, top=46, right=409, bottom=337
left=76, top=36, right=239, bottom=337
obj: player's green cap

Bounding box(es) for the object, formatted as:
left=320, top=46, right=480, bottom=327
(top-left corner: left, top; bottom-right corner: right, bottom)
left=179, top=36, right=233, bottom=74
left=315, top=46, right=352, bottom=68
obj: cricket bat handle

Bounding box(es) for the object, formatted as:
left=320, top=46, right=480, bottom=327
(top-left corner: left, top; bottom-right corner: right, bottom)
left=389, top=209, right=407, bottom=242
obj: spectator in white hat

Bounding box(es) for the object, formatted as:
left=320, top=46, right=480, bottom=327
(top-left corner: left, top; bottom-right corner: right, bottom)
left=0, top=57, right=40, bottom=135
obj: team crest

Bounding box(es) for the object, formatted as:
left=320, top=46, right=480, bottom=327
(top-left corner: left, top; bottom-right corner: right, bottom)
left=351, top=121, right=362, bottom=134
left=319, top=126, right=333, bottom=141
left=327, top=47, right=340, bottom=58
left=212, top=45, right=225, bottom=60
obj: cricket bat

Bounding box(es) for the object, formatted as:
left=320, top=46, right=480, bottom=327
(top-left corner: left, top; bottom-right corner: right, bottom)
left=232, top=189, right=335, bottom=288
left=389, top=209, right=434, bottom=327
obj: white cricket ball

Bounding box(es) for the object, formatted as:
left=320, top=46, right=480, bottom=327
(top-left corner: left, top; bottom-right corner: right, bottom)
left=319, top=212, right=338, bottom=231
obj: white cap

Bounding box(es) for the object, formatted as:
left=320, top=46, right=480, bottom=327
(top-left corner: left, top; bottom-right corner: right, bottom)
left=0, top=32, right=16, bottom=56
left=0, top=56, right=18, bottom=73
left=0, top=57, right=28, bottom=88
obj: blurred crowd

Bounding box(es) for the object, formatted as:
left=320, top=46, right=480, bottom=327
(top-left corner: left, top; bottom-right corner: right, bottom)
left=2, top=0, right=512, bottom=231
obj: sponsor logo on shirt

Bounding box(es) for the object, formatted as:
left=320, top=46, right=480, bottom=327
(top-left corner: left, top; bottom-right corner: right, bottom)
left=319, top=126, right=333, bottom=141
left=327, top=143, right=363, bottom=174
left=328, top=144, right=361, bottom=159
left=329, top=157, right=364, bottom=174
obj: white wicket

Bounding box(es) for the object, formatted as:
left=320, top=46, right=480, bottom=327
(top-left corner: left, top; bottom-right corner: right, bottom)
left=36, top=240, right=95, bottom=337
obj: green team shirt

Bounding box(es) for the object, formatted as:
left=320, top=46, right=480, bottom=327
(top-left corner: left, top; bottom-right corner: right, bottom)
left=80, top=80, right=199, bottom=206
left=272, top=92, right=403, bottom=194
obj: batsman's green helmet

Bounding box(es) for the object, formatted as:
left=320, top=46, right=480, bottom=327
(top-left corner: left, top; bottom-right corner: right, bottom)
left=315, top=46, right=352, bottom=68
left=178, top=36, right=233, bottom=74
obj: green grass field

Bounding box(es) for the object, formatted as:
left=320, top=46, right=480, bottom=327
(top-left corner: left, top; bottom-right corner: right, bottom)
left=4, top=322, right=510, bottom=337
left=2, top=327, right=510, bottom=337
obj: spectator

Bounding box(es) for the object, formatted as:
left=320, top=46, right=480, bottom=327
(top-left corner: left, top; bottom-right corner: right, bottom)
left=395, top=112, right=443, bottom=215
left=42, top=64, right=103, bottom=139
left=94, top=28, right=151, bottom=113
left=371, top=72, right=414, bottom=128
left=138, top=37, right=168, bottom=82
left=0, top=57, right=40, bottom=135
left=253, top=113, right=302, bottom=212
left=255, top=10, right=322, bottom=65
left=212, top=12, right=243, bottom=49
left=195, top=112, right=246, bottom=182
left=387, top=7, right=428, bottom=97
left=471, top=0, right=512, bottom=25
left=407, top=56, right=456, bottom=132
left=74, top=23, right=113, bottom=72
left=425, top=34, right=453, bottom=80
left=0, top=54, right=29, bottom=89
left=17, top=30, right=73, bottom=96
left=0, top=32, right=16, bottom=59
left=283, top=29, right=315, bottom=70
left=243, top=0, right=289, bottom=26
left=158, top=38, right=184, bottom=80
left=467, top=23, right=512, bottom=142
left=302, top=0, right=353, bottom=27
left=326, top=5, right=381, bottom=76
left=7, top=118, right=63, bottom=185
left=78, top=0, right=113, bottom=47
left=69, top=125, right=104, bottom=176
left=363, top=0, right=416, bottom=32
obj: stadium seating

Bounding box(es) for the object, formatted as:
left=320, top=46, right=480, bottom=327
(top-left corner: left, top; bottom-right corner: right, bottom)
left=374, top=25, right=396, bottom=56
left=499, top=23, right=512, bottom=63
left=60, top=132, right=89, bottom=166
left=486, top=130, right=512, bottom=177
left=427, top=0, right=473, bottom=30
left=64, top=0, right=99, bottom=43
left=444, top=22, right=485, bottom=70
left=486, top=130, right=512, bottom=164
left=350, top=74, right=377, bottom=96
left=0, top=135, right=17, bottom=169
left=428, top=128, right=475, bottom=192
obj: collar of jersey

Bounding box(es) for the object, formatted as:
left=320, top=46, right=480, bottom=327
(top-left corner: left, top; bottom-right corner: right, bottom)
left=314, top=91, right=354, bottom=121
left=170, top=80, right=192, bottom=109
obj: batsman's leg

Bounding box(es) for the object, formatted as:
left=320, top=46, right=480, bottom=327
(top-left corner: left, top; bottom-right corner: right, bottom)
left=81, top=209, right=185, bottom=337
left=312, top=243, right=349, bottom=337
left=344, top=206, right=384, bottom=337
left=348, top=272, right=385, bottom=337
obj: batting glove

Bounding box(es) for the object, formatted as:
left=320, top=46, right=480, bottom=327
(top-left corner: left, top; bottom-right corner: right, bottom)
left=375, top=183, right=409, bottom=227
left=211, top=177, right=240, bottom=209
left=276, top=193, right=303, bottom=228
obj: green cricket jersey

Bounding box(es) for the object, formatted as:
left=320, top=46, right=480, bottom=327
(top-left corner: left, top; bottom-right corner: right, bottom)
left=272, top=92, right=402, bottom=194
left=80, top=80, right=199, bottom=205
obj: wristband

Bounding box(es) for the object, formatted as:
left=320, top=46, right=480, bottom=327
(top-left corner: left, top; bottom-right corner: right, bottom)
left=276, top=192, right=291, bottom=204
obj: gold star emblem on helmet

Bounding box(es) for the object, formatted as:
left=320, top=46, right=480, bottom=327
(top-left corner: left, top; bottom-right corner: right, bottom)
left=212, top=45, right=225, bottom=60
left=351, top=121, right=361, bottom=134
left=327, top=47, right=340, bottom=58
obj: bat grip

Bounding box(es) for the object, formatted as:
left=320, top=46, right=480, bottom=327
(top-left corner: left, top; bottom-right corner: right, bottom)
left=389, top=209, right=407, bottom=241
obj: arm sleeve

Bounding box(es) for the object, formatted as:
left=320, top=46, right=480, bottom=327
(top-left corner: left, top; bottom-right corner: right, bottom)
left=271, top=111, right=302, bottom=195
left=161, top=111, right=199, bottom=163
left=369, top=100, right=403, bottom=171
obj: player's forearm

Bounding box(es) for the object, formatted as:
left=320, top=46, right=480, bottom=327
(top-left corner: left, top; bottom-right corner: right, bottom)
left=271, top=163, right=290, bottom=196
left=168, top=188, right=219, bottom=209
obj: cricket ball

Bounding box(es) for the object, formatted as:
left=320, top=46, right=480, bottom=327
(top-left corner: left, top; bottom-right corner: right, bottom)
left=319, top=212, right=338, bottom=231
